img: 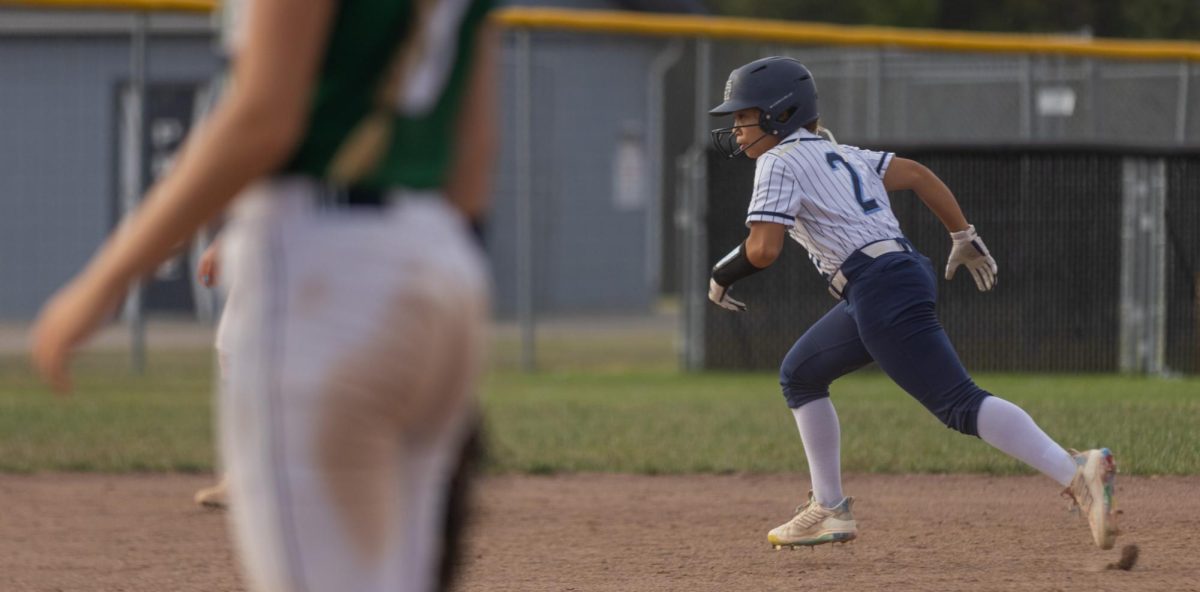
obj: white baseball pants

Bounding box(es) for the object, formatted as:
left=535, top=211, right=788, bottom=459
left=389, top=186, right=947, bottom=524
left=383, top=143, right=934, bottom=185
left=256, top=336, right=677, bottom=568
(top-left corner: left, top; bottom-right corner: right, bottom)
left=218, top=177, right=489, bottom=592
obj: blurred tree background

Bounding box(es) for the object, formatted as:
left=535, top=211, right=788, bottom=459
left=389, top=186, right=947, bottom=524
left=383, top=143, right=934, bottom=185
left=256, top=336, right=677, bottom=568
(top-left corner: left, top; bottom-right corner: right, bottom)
left=707, top=0, right=1200, bottom=40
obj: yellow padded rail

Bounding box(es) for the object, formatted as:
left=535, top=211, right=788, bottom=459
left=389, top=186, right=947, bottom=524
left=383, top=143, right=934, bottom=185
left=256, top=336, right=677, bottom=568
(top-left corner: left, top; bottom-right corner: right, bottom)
left=3, top=1, right=1198, bottom=61
left=493, top=8, right=1200, bottom=62
left=1, top=0, right=213, bottom=11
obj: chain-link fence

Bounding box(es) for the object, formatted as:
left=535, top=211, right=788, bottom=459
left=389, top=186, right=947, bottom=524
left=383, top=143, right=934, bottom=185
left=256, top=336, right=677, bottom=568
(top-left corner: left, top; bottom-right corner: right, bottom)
left=1165, top=157, right=1200, bottom=374
left=725, top=48, right=1199, bottom=147
left=699, top=147, right=1200, bottom=375
left=647, top=23, right=1200, bottom=376
left=497, top=23, right=1200, bottom=371
left=4, top=6, right=1198, bottom=373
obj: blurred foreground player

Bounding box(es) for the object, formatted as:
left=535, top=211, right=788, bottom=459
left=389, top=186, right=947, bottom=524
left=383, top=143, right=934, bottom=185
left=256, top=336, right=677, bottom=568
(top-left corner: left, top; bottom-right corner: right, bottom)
left=31, top=0, right=498, bottom=589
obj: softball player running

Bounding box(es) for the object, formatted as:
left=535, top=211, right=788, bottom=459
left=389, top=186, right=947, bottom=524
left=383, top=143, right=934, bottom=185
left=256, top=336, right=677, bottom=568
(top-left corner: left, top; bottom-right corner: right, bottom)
left=31, top=0, right=497, bottom=590
left=707, top=57, right=1118, bottom=551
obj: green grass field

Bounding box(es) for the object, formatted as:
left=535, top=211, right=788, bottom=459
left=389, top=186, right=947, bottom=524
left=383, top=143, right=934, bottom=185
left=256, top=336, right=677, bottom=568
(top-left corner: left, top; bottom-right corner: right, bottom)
left=1, top=347, right=1197, bottom=475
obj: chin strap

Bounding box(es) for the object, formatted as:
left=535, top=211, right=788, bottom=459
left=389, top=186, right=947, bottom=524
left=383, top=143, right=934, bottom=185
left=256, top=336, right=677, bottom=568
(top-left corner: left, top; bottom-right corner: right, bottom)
left=731, top=134, right=772, bottom=158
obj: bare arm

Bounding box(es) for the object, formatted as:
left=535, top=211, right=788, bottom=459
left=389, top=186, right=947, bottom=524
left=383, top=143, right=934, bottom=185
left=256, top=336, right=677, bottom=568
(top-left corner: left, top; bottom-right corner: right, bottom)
left=883, top=157, right=969, bottom=233
left=886, top=156, right=998, bottom=291
left=82, top=0, right=332, bottom=292
left=443, top=23, right=499, bottom=220
left=745, top=221, right=787, bottom=268
left=31, top=0, right=334, bottom=391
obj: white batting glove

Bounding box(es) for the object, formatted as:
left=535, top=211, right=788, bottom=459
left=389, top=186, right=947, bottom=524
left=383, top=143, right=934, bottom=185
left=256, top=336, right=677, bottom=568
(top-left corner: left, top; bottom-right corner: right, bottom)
left=945, top=225, right=998, bottom=291
left=708, top=278, right=746, bottom=312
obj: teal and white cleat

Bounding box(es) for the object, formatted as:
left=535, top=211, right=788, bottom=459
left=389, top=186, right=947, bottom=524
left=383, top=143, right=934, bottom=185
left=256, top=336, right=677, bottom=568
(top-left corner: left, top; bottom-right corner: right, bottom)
left=768, top=491, right=857, bottom=549
left=1064, top=448, right=1119, bottom=550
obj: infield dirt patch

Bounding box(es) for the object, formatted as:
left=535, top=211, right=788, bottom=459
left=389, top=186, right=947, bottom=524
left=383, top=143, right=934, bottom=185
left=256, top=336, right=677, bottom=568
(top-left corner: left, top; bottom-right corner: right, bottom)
left=1, top=473, right=1196, bottom=591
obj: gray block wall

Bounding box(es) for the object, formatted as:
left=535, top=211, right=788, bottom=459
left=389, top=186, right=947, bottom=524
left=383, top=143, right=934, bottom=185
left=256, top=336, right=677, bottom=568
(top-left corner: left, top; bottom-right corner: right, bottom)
left=0, top=11, right=668, bottom=320
left=489, top=32, right=666, bottom=316
left=0, top=31, right=220, bottom=319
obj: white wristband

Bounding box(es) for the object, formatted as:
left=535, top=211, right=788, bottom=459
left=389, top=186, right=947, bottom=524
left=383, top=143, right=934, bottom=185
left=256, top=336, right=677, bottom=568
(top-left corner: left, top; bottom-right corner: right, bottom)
left=950, top=224, right=977, bottom=243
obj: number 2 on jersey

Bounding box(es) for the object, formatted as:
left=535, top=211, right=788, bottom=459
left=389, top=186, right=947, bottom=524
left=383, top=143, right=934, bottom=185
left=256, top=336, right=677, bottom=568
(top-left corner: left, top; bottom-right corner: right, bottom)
left=825, top=152, right=879, bottom=213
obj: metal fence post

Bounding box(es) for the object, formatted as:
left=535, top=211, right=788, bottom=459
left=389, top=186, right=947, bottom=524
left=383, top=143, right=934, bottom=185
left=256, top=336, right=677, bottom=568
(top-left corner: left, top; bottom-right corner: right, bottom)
left=866, top=48, right=882, bottom=141
left=515, top=29, right=536, bottom=372
left=1084, top=58, right=1097, bottom=142
left=122, top=10, right=149, bottom=375
left=676, top=153, right=694, bottom=370
left=1151, top=161, right=1168, bottom=375
left=645, top=40, right=685, bottom=297
left=681, top=38, right=711, bottom=371
left=1120, top=158, right=1168, bottom=374
left=1176, top=61, right=1190, bottom=145
left=1019, top=55, right=1033, bottom=140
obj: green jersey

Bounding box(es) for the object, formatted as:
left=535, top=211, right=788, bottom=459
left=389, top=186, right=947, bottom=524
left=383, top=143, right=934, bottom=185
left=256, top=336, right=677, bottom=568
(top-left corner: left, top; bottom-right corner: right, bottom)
left=226, top=0, right=494, bottom=190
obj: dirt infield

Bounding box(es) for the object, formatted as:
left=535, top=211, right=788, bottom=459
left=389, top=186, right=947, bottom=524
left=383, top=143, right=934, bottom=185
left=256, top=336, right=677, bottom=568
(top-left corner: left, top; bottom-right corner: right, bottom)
left=1, top=473, right=1197, bottom=592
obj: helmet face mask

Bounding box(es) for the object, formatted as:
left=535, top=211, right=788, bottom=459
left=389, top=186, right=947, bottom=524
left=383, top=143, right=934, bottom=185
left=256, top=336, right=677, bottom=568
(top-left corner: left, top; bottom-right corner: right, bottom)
left=711, top=118, right=772, bottom=159
left=709, top=57, right=819, bottom=159
left=710, top=122, right=747, bottom=159
left=710, top=106, right=802, bottom=159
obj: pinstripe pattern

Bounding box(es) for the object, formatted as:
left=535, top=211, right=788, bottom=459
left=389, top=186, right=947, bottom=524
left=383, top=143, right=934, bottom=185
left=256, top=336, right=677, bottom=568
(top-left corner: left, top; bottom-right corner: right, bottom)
left=265, top=217, right=312, bottom=592
left=746, top=129, right=901, bottom=276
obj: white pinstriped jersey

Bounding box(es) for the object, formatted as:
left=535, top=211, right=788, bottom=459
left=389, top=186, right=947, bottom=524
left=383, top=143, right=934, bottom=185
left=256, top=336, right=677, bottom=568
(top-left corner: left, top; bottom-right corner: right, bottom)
left=746, top=128, right=901, bottom=277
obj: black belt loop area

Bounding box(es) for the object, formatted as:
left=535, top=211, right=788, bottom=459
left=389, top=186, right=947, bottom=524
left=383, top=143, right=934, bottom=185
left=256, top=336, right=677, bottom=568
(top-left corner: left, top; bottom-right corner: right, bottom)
left=314, top=183, right=387, bottom=209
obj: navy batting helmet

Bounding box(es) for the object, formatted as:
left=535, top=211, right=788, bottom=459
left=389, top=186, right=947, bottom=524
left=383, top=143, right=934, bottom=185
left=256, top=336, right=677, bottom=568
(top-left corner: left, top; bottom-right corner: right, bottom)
left=709, top=57, right=819, bottom=158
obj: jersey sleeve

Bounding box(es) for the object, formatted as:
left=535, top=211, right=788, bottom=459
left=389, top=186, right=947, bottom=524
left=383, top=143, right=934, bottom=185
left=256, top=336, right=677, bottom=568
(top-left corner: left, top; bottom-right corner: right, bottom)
left=843, top=145, right=894, bottom=180
left=745, top=154, right=802, bottom=228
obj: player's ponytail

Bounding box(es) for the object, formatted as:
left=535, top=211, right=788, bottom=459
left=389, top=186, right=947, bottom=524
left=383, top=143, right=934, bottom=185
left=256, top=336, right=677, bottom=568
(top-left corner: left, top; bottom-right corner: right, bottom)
left=816, top=124, right=838, bottom=146
left=816, top=124, right=846, bottom=158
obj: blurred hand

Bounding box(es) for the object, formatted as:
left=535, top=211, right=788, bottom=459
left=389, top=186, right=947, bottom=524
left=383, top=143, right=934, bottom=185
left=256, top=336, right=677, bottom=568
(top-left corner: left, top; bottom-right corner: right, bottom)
left=197, top=241, right=221, bottom=287
left=29, top=275, right=124, bottom=394
left=945, top=224, right=998, bottom=292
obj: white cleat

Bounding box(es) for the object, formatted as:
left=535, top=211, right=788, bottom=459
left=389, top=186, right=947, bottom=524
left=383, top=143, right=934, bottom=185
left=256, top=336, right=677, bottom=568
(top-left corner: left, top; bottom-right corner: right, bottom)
left=768, top=490, right=857, bottom=549
left=1063, top=448, right=1118, bottom=550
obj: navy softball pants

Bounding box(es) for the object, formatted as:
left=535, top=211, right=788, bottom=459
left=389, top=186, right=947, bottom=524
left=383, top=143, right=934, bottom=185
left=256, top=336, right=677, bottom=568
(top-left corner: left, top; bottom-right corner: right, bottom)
left=780, top=244, right=991, bottom=436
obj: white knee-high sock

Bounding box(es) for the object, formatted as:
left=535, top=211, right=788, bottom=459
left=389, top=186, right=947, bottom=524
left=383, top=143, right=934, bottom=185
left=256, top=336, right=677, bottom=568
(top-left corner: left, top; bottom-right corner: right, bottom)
left=976, top=396, right=1078, bottom=487
left=790, top=398, right=844, bottom=507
